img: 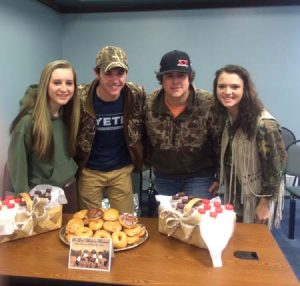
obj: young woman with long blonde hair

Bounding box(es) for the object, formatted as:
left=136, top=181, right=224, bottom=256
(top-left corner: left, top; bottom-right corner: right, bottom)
left=8, top=60, right=80, bottom=212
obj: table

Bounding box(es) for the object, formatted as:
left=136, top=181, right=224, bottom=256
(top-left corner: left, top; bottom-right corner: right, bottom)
left=0, top=216, right=298, bottom=286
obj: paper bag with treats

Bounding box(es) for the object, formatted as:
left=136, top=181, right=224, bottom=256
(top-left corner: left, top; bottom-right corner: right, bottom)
left=157, top=194, right=236, bottom=251
left=0, top=185, right=66, bottom=244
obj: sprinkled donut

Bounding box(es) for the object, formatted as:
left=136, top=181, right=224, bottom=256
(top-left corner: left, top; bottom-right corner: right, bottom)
left=119, top=213, right=138, bottom=229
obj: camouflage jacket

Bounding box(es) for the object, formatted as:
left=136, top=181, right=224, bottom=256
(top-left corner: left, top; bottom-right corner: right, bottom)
left=143, top=85, right=223, bottom=179
left=222, top=112, right=287, bottom=198
left=76, top=79, right=146, bottom=174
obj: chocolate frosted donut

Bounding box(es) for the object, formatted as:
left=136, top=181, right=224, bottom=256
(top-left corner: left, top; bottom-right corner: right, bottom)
left=87, top=209, right=104, bottom=221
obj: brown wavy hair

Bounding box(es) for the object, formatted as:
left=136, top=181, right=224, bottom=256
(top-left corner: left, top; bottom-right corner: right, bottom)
left=213, top=64, right=264, bottom=139
left=10, top=60, right=80, bottom=160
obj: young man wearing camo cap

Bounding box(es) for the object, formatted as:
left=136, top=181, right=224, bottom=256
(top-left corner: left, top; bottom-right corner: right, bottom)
left=75, top=46, right=145, bottom=213
left=144, top=50, right=222, bottom=198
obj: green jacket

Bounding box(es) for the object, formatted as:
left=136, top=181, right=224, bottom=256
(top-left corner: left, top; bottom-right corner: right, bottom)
left=144, top=85, right=222, bottom=179
left=8, top=94, right=78, bottom=194
left=75, top=79, right=146, bottom=175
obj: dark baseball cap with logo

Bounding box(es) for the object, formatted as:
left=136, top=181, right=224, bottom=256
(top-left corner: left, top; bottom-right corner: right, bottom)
left=156, top=50, right=193, bottom=76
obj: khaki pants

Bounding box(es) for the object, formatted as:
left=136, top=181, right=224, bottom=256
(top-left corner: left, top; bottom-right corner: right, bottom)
left=78, top=165, right=134, bottom=213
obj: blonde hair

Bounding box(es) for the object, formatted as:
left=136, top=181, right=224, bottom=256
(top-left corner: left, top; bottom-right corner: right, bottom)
left=10, top=60, right=80, bottom=160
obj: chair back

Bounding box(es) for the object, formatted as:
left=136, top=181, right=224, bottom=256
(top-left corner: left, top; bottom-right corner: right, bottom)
left=285, top=140, right=300, bottom=178
left=281, top=127, right=296, bottom=150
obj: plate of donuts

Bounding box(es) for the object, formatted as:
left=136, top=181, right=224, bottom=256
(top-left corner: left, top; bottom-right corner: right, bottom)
left=59, top=208, right=148, bottom=252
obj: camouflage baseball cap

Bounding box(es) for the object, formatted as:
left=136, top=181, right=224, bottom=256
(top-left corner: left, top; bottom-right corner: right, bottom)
left=95, top=46, right=128, bottom=72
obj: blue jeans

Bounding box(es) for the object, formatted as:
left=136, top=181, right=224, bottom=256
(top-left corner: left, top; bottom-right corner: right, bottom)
left=154, top=174, right=215, bottom=198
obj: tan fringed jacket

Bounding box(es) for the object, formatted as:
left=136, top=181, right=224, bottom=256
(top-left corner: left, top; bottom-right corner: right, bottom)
left=219, top=110, right=287, bottom=228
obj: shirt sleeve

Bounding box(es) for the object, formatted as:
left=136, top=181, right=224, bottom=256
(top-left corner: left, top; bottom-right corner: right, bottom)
left=7, top=116, right=32, bottom=194
left=256, top=118, right=287, bottom=198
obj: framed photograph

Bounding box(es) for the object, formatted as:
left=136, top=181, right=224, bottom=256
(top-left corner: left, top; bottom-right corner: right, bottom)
left=68, top=236, right=113, bottom=271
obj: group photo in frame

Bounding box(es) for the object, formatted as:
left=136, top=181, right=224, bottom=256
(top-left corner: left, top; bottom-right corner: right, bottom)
left=68, top=236, right=113, bottom=272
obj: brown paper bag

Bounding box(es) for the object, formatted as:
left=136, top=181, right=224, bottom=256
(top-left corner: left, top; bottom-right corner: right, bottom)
left=158, top=208, right=207, bottom=249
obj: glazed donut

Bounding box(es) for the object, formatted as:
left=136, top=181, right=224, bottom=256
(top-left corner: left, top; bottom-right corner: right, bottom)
left=103, top=208, right=119, bottom=221
left=73, top=209, right=88, bottom=219
left=124, top=224, right=142, bottom=237
left=89, top=219, right=104, bottom=231
left=126, top=235, right=140, bottom=245
left=75, top=226, right=93, bottom=238
left=138, top=224, right=146, bottom=237
left=103, top=220, right=122, bottom=233
left=93, top=229, right=111, bottom=239
left=112, top=231, right=127, bottom=249
left=87, top=209, right=104, bottom=221
left=66, top=233, right=75, bottom=242
left=66, top=218, right=84, bottom=234
left=119, top=213, right=138, bottom=229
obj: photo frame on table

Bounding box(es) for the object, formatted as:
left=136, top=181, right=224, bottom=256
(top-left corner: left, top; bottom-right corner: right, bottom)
left=68, top=236, right=113, bottom=272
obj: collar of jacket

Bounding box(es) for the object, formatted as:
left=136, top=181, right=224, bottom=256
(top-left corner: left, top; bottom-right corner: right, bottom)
left=83, top=79, right=132, bottom=118
left=152, top=84, right=196, bottom=116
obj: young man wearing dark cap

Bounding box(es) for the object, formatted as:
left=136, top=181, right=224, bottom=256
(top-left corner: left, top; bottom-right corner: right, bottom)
left=76, top=46, right=145, bottom=213
left=144, top=50, right=222, bottom=198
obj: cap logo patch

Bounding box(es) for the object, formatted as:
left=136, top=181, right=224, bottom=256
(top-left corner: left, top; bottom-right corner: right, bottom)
left=177, top=59, right=189, bottom=67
